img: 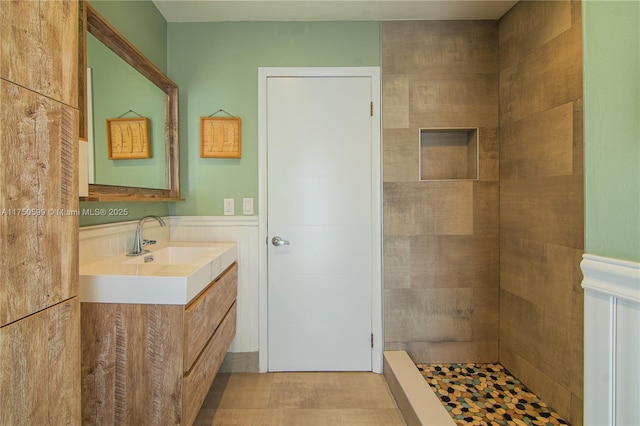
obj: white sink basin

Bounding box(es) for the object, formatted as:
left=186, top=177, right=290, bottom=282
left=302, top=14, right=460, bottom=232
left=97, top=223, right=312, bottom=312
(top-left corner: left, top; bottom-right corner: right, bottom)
left=122, top=246, right=217, bottom=265
left=80, top=242, right=237, bottom=305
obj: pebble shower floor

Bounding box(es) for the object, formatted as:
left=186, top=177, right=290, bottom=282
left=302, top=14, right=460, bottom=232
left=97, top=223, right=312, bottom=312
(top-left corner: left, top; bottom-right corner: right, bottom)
left=416, top=363, right=570, bottom=426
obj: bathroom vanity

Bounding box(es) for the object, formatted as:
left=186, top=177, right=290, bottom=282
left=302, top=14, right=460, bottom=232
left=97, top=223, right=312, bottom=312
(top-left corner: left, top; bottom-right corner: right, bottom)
left=79, top=242, right=237, bottom=425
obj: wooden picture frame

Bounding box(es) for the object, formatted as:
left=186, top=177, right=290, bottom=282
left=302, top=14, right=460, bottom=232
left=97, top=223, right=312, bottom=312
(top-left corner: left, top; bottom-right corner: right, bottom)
left=200, top=117, right=242, bottom=158
left=106, top=117, right=151, bottom=159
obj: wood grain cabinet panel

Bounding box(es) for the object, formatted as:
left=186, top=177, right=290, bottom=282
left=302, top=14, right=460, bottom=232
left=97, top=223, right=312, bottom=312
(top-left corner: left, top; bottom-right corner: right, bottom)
left=0, top=298, right=81, bottom=425
left=184, top=263, right=237, bottom=372
left=81, top=302, right=184, bottom=425
left=0, top=0, right=79, bottom=107
left=0, top=80, right=79, bottom=327
left=183, top=303, right=237, bottom=426
left=0, top=0, right=80, bottom=422
left=82, top=263, right=238, bottom=425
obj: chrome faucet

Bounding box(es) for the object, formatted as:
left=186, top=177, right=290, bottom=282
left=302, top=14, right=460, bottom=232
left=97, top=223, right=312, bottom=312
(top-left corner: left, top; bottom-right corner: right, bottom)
left=127, top=215, right=166, bottom=256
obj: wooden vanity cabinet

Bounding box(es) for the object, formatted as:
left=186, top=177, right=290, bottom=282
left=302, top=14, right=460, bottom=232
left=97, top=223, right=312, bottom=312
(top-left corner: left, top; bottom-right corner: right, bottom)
left=184, top=260, right=238, bottom=372
left=81, top=263, right=238, bottom=425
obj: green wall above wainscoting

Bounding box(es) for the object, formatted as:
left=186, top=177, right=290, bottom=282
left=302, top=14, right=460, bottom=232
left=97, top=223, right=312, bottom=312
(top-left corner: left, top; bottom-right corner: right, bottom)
left=80, top=16, right=379, bottom=226
left=166, top=21, right=380, bottom=217
left=583, top=0, right=640, bottom=262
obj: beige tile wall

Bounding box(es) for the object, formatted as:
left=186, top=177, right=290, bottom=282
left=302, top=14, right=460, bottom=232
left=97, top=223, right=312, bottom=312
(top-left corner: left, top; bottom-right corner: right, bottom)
left=498, top=1, right=584, bottom=425
left=381, top=20, right=500, bottom=363
left=382, top=3, right=584, bottom=423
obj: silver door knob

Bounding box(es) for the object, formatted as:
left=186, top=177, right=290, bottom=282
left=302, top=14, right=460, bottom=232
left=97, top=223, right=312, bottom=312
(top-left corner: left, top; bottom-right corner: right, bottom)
left=272, top=236, right=290, bottom=246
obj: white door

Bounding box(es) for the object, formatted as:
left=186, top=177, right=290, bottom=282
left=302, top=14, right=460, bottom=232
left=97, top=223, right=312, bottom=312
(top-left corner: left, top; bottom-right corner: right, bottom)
left=266, top=73, right=376, bottom=371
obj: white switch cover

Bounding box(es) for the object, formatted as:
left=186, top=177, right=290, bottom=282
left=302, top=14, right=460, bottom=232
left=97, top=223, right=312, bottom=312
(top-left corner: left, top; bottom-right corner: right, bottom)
left=223, top=198, right=234, bottom=216
left=243, top=198, right=254, bottom=215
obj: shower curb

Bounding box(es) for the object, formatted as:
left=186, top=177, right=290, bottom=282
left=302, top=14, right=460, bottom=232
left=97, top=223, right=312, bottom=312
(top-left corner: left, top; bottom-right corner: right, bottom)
left=383, top=351, right=455, bottom=426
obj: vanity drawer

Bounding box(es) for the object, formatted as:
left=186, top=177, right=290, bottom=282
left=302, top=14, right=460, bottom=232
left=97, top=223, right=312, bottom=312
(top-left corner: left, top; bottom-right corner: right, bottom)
left=183, top=302, right=236, bottom=426
left=183, top=263, right=237, bottom=372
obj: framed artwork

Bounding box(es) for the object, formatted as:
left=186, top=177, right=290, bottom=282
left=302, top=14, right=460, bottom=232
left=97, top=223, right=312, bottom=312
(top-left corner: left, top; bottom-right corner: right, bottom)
left=200, top=116, right=242, bottom=158
left=106, top=117, right=151, bottom=159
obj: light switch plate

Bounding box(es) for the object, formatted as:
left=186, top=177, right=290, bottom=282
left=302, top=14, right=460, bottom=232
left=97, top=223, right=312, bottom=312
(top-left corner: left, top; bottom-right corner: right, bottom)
left=223, top=198, right=234, bottom=216
left=243, top=198, right=254, bottom=215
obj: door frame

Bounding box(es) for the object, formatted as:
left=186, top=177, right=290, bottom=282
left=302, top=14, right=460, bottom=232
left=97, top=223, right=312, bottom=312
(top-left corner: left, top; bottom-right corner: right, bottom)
left=257, top=67, right=382, bottom=373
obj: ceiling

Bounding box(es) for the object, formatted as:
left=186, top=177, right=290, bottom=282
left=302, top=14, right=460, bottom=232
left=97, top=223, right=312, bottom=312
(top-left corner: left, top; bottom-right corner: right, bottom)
left=152, top=0, right=518, bottom=22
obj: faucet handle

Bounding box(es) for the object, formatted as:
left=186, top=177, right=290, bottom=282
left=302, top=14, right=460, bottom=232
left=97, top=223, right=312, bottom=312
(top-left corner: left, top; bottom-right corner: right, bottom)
left=143, top=239, right=157, bottom=246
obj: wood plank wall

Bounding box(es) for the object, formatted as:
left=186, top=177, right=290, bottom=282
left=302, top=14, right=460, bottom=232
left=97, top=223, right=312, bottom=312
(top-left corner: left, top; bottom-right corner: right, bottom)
left=382, top=21, right=500, bottom=362
left=498, top=1, right=584, bottom=425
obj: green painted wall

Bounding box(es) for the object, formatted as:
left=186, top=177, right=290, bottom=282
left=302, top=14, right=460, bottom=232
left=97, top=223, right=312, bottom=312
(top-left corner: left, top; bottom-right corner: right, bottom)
left=167, top=21, right=380, bottom=216
left=80, top=0, right=170, bottom=226
left=80, top=10, right=380, bottom=224
left=87, top=0, right=167, bottom=72
left=583, top=0, right=640, bottom=262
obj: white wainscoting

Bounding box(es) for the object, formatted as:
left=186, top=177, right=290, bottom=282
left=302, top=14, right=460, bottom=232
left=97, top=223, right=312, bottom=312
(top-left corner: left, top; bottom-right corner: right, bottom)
left=79, top=216, right=260, bottom=354
left=79, top=218, right=171, bottom=265
left=581, top=254, right=640, bottom=425
left=169, top=216, right=260, bottom=353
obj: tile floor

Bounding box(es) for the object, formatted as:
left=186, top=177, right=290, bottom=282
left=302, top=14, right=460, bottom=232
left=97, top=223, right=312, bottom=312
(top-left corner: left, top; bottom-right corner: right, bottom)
left=417, top=363, right=569, bottom=425
left=194, top=372, right=406, bottom=425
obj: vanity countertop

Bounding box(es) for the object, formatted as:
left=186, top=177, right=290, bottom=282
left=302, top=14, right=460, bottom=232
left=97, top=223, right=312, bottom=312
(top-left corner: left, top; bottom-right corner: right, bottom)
left=79, top=241, right=237, bottom=305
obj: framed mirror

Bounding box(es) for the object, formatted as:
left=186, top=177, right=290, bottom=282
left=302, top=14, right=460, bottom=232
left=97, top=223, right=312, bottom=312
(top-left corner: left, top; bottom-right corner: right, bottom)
left=80, top=2, right=180, bottom=201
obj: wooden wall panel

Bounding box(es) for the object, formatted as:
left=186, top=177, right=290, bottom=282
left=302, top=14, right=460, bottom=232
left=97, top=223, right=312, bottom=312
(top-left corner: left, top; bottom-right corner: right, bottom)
left=501, top=103, right=574, bottom=179
left=499, top=0, right=572, bottom=71
left=500, top=236, right=584, bottom=316
left=383, top=182, right=474, bottom=236
left=409, top=73, right=498, bottom=128
left=408, top=235, right=498, bottom=289
left=500, top=291, right=582, bottom=394
left=384, top=288, right=475, bottom=343
left=382, top=75, right=409, bottom=129
left=383, top=236, right=411, bottom=290
left=421, top=143, right=470, bottom=181
left=382, top=21, right=498, bottom=75
left=478, top=128, right=499, bottom=181
left=382, top=129, right=420, bottom=182
left=500, top=174, right=584, bottom=249
left=384, top=287, right=499, bottom=356
left=383, top=6, right=584, bottom=423
left=0, top=81, right=79, bottom=327
left=499, top=22, right=582, bottom=124
left=499, top=345, right=574, bottom=418
left=385, top=337, right=498, bottom=364
left=499, top=1, right=584, bottom=424
left=572, top=98, right=584, bottom=175
left=382, top=20, right=499, bottom=363
left=473, top=181, right=500, bottom=235
left=0, top=0, right=78, bottom=107
left=0, top=298, right=80, bottom=425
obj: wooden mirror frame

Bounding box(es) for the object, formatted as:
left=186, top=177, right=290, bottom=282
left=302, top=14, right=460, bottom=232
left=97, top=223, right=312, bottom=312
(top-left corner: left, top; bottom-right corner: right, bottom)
left=79, top=2, right=180, bottom=201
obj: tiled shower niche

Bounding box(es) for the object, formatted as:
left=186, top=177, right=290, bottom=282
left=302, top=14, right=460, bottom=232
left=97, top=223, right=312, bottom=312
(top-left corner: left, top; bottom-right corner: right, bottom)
left=419, top=128, right=479, bottom=181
